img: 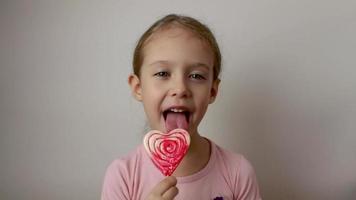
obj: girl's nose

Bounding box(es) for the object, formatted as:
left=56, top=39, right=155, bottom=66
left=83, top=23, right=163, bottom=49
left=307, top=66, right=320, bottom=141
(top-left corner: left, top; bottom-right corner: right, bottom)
left=169, top=77, right=191, bottom=98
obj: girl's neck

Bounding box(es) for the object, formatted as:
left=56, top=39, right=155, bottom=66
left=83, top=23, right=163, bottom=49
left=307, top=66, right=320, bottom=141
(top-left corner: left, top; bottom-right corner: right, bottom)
left=172, top=132, right=211, bottom=177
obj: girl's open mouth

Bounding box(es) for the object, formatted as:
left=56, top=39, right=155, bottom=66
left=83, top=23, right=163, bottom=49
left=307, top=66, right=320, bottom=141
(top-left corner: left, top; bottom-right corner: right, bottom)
left=163, top=107, right=190, bottom=132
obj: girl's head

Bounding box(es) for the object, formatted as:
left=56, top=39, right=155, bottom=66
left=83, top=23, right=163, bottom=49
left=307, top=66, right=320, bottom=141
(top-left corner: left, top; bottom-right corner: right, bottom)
left=129, top=14, right=221, bottom=136
left=133, top=14, right=221, bottom=81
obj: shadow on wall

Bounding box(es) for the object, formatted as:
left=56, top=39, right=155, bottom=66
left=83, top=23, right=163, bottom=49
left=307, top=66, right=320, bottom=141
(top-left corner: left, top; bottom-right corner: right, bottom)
left=224, top=64, right=301, bottom=199
left=221, top=60, right=355, bottom=200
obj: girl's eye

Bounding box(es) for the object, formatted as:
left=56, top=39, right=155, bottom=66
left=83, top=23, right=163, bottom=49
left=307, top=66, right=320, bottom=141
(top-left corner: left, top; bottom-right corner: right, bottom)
left=189, top=73, right=206, bottom=80
left=154, top=71, right=169, bottom=77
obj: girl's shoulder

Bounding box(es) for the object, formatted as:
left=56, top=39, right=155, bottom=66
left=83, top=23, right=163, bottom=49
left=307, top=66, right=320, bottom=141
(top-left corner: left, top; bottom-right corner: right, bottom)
left=107, top=145, right=146, bottom=169
left=211, top=140, right=244, bottom=163
left=211, top=141, right=257, bottom=178
left=102, top=145, right=160, bottom=199
left=211, top=141, right=261, bottom=199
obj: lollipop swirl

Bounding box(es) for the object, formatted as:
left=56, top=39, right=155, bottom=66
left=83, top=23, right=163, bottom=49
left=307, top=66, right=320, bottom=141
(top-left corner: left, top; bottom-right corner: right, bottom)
left=143, top=129, right=190, bottom=176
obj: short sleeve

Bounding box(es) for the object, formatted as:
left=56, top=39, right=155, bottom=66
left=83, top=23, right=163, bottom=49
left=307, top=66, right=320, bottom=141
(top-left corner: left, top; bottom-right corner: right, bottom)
left=101, top=160, right=131, bottom=200
left=234, top=156, right=262, bottom=200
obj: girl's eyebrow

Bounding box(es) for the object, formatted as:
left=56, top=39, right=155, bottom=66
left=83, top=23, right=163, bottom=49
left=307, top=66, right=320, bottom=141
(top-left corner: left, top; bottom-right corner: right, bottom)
left=148, top=60, right=211, bottom=71
left=148, top=60, right=171, bottom=67
left=190, top=62, right=210, bottom=71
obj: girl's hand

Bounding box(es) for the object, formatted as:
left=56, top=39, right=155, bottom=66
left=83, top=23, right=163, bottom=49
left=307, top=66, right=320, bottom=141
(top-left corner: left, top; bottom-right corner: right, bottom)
left=146, top=176, right=178, bottom=200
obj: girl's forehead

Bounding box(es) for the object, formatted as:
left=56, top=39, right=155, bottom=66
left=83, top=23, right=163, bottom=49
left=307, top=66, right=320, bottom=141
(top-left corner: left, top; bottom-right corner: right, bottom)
left=142, top=27, right=214, bottom=64
left=152, top=23, right=195, bottom=37
left=145, top=26, right=208, bottom=49
left=154, top=26, right=194, bottom=37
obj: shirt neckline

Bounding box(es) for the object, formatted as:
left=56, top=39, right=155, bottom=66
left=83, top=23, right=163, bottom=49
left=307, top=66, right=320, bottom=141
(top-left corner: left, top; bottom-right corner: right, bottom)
left=175, top=138, right=216, bottom=184
left=141, top=138, right=216, bottom=184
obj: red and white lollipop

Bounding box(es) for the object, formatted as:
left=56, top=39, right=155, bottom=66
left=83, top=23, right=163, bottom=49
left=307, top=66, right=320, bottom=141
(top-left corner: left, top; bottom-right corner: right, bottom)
left=143, top=129, right=190, bottom=176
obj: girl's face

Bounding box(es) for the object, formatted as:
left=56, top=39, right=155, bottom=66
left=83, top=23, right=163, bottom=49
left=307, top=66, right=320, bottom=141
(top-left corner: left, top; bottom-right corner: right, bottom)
left=129, top=26, right=219, bottom=136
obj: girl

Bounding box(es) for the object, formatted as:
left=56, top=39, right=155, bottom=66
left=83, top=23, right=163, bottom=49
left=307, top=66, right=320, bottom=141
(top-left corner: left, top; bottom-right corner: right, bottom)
left=101, top=14, right=262, bottom=200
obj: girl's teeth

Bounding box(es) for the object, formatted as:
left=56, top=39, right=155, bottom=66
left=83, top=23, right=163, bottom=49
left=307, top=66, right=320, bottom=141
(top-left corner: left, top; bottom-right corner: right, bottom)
left=171, top=108, right=184, bottom=112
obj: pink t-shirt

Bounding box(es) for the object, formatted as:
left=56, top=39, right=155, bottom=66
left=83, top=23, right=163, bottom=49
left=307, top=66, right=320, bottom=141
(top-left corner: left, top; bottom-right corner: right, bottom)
left=101, top=140, right=262, bottom=200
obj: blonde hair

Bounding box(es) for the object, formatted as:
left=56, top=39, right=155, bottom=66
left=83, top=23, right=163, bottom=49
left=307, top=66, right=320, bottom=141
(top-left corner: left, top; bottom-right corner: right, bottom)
left=132, top=14, right=221, bottom=80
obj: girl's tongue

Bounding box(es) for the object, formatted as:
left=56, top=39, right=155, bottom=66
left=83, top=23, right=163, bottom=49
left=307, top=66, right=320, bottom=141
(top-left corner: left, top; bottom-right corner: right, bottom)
left=165, top=112, right=189, bottom=132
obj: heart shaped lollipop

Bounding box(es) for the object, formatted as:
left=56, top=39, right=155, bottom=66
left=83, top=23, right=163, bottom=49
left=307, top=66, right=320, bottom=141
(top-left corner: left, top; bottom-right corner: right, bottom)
left=143, top=129, right=190, bottom=176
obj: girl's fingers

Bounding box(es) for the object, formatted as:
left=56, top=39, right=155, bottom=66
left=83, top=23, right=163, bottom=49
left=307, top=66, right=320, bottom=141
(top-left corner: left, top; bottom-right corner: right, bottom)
left=162, top=186, right=178, bottom=200
left=151, top=176, right=177, bottom=196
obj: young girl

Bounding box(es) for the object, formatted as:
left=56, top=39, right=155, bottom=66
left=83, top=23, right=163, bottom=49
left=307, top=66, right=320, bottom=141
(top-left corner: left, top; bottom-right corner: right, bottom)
left=101, top=14, right=262, bottom=200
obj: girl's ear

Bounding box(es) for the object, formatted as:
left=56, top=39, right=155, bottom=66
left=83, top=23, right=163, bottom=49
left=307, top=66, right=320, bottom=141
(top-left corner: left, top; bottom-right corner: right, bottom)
left=128, top=74, right=142, bottom=101
left=209, top=78, right=220, bottom=104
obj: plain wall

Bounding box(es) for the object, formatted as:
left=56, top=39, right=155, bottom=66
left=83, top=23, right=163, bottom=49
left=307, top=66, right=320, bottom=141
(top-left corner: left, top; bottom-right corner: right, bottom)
left=1, top=0, right=355, bottom=199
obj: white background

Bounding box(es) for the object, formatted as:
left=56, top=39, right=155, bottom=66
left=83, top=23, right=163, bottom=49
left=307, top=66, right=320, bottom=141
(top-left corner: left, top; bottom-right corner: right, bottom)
left=1, top=0, right=355, bottom=199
